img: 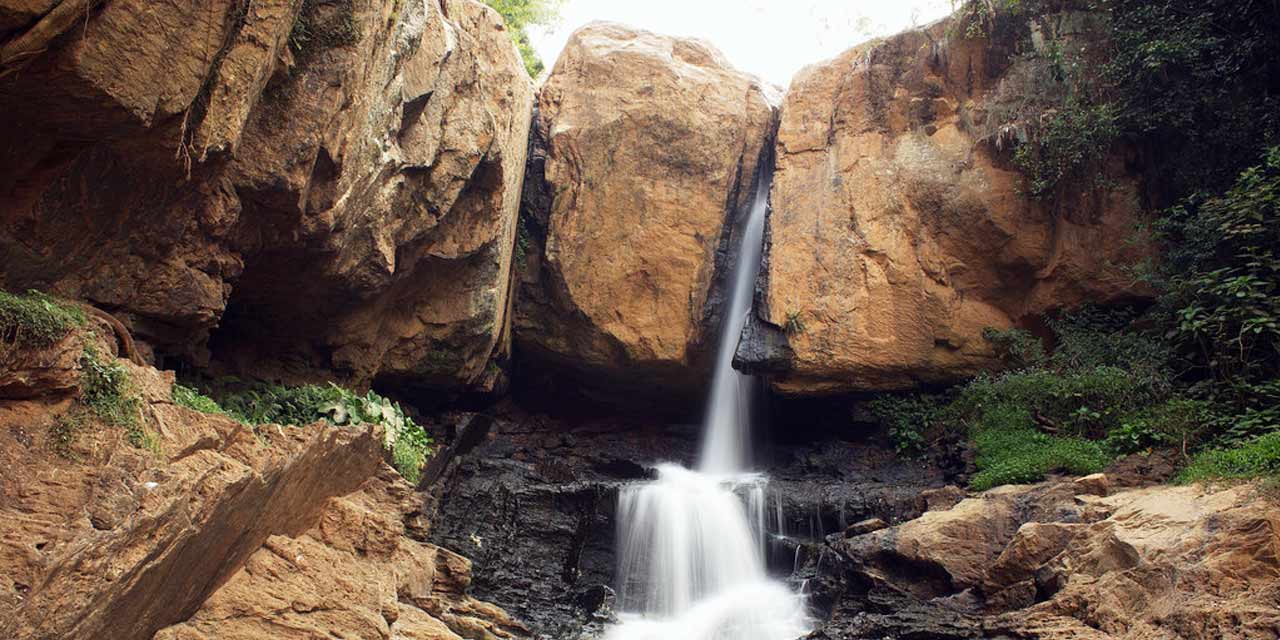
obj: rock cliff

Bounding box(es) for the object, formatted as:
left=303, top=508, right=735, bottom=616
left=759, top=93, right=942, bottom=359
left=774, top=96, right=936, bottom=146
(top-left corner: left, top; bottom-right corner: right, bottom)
left=514, top=22, right=777, bottom=401
left=0, top=0, right=532, bottom=393
left=739, top=10, right=1152, bottom=394
left=0, top=321, right=523, bottom=640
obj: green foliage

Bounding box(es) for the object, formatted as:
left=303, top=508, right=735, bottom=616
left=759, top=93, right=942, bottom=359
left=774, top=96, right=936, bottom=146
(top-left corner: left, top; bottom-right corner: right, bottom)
left=1101, top=0, right=1280, bottom=196
left=47, top=413, right=84, bottom=459
left=1179, top=431, right=1280, bottom=484
left=1012, top=100, right=1118, bottom=200
left=0, top=289, right=85, bottom=348
left=982, top=327, right=1045, bottom=369
left=189, top=379, right=434, bottom=483
left=172, top=383, right=227, bottom=416
left=483, top=0, right=563, bottom=77
left=80, top=346, right=140, bottom=430
left=970, top=418, right=1110, bottom=491
left=869, top=395, right=945, bottom=455
left=1156, top=148, right=1280, bottom=385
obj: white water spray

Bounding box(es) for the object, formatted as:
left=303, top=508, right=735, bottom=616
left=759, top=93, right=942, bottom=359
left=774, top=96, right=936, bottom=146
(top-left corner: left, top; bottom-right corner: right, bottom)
left=606, top=173, right=811, bottom=640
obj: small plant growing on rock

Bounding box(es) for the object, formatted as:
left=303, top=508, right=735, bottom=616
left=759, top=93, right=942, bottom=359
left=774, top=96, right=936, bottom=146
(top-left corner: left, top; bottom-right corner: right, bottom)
left=0, top=289, right=84, bottom=349
left=182, top=379, right=434, bottom=483
left=784, top=311, right=805, bottom=336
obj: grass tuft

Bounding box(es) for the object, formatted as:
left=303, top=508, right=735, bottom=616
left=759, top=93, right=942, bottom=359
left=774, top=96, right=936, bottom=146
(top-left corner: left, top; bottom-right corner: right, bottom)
left=0, top=289, right=85, bottom=348
left=1179, top=432, right=1280, bottom=484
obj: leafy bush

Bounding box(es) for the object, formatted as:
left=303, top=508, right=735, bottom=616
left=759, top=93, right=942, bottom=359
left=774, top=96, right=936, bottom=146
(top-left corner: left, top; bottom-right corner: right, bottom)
left=982, top=327, right=1045, bottom=369
left=483, top=0, right=563, bottom=77
left=0, top=289, right=84, bottom=348
left=80, top=346, right=140, bottom=430
left=188, top=379, right=435, bottom=483
left=172, top=383, right=227, bottom=416
left=869, top=395, right=945, bottom=455
left=1179, top=431, right=1280, bottom=484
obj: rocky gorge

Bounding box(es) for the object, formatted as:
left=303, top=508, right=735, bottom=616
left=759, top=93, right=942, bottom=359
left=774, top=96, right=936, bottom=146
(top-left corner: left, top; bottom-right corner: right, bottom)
left=2, top=0, right=1278, bottom=639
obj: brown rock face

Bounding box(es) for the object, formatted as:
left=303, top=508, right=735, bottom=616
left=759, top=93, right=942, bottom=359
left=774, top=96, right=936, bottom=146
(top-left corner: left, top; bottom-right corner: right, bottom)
left=838, top=476, right=1280, bottom=639
left=0, top=0, right=532, bottom=393
left=747, top=11, right=1151, bottom=395
left=0, top=331, right=522, bottom=640
left=515, top=22, right=777, bottom=398
left=154, top=468, right=529, bottom=640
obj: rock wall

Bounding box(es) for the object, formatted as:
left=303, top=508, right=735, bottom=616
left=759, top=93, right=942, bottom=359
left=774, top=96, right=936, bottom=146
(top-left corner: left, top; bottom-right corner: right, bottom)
left=514, top=22, right=777, bottom=402
left=0, top=0, right=533, bottom=393
left=742, top=10, right=1152, bottom=395
left=0, top=322, right=524, bottom=640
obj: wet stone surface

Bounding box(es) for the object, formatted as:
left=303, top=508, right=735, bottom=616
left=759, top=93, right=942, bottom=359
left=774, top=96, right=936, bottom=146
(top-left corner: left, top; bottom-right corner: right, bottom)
left=424, top=405, right=956, bottom=638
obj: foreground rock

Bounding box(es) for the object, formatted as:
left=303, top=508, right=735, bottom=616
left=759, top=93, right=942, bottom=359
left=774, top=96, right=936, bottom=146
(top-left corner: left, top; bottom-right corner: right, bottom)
left=516, top=22, right=777, bottom=401
left=813, top=475, right=1280, bottom=639
left=0, top=0, right=532, bottom=393
left=155, top=467, right=528, bottom=640
left=746, top=7, right=1151, bottom=394
left=0, top=326, right=522, bottom=640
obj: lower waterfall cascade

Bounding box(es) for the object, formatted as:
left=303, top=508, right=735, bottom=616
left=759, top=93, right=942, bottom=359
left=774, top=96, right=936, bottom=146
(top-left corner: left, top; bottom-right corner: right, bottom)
left=604, top=172, right=812, bottom=640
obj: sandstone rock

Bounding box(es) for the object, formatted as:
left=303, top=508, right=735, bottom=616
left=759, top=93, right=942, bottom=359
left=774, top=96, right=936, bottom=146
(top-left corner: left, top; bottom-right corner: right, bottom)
left=745, top=9, right=1151, bottom=395
left=154, top=467, right=528, bottom=640
left=0, top=360, right=384, bottom=639
left=0, top=338, right=523, bottom=639
left=843, top=517, right=889, bottom=537
left=0, top=0, right=533, bottom=393
left=917, top=485, right=967, bottom=512
left=1073, top=472, right=1110, bottom=496
left=835, top=476, right=1280, bottom=639
left=515, top=22, right=777, bottom=398
left=840, top=487, right=1023, bottom=595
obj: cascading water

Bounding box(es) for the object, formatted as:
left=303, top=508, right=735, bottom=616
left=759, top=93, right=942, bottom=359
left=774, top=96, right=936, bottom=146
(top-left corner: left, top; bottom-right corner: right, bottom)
left=605, top=171, right=811, bottom=640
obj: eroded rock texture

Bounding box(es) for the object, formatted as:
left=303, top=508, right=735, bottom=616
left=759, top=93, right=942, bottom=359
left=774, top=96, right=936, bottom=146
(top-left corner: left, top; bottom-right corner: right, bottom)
left=0, top=0, right=533, bottom=393
left=813, top=475, right=1280, bottom=639
left=515, top=22, right=777, bottom=400
left=747, top=10, right=1151, bottom=395
left=0, top=324, right=523, bottom=640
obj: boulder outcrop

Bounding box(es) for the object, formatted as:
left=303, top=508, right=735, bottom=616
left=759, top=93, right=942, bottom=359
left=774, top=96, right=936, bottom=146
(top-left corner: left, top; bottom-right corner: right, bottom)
left=515, top=22, right=777, bottom=399
left=742, top=9, right=1152, bottom=395
left=823, top=475, right=1280, bottom=639
left=0, top=0, right=533, bottom=393
left=0, top=323, right=523, bottom=640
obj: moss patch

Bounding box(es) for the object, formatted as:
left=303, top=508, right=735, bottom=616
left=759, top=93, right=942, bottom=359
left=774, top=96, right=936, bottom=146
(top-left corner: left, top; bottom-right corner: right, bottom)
left=0, top=289, right=85, bottom=348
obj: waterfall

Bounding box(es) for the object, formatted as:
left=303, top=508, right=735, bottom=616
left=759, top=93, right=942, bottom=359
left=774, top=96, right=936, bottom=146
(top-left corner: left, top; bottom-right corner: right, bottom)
left=605, top=172, right=811, bottom=640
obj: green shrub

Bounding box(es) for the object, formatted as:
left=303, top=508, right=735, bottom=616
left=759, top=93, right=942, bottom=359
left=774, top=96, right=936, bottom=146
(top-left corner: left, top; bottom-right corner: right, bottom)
left=869, top=395, right=945, bottom=455
left=0, top=289, right=84, bottom=348
left=483, top=0, right=563, bottom=77
left=1179, top=431, right=1280, bottom=484
left=971, top=428, right=1110, bottom=491
left=982, top=327, right=1045, bottom=369
left=172, top=383, right=227, bottom=415
left=80, top=346, right=140, bottom=429
left=189, top=379, right=435, bottom=483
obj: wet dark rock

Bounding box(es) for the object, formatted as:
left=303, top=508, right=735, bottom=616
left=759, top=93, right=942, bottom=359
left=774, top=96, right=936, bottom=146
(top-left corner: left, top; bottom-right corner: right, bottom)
left=424, top=403, right=954, bottom=638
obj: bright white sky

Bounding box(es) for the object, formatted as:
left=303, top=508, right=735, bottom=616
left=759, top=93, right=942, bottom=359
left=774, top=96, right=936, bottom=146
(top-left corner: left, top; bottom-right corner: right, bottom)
left=530, top=0, right=956, bottom=87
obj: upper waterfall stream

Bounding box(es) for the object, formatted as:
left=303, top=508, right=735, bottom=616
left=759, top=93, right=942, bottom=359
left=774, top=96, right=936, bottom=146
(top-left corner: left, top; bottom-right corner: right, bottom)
left=605, top=173, right=811, bottom=640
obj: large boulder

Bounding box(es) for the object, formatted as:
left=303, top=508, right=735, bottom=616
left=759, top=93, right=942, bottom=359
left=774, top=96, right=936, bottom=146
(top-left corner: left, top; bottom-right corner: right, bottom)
left=0, top=0, right=533, bottom=393
left=0, top=328, right=524, bottom=640
left=515, top=22, right=777, bottom=401
left=831, top=476, right=1280, bottom=639
left=743, top=9, right=1151, bottom=395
